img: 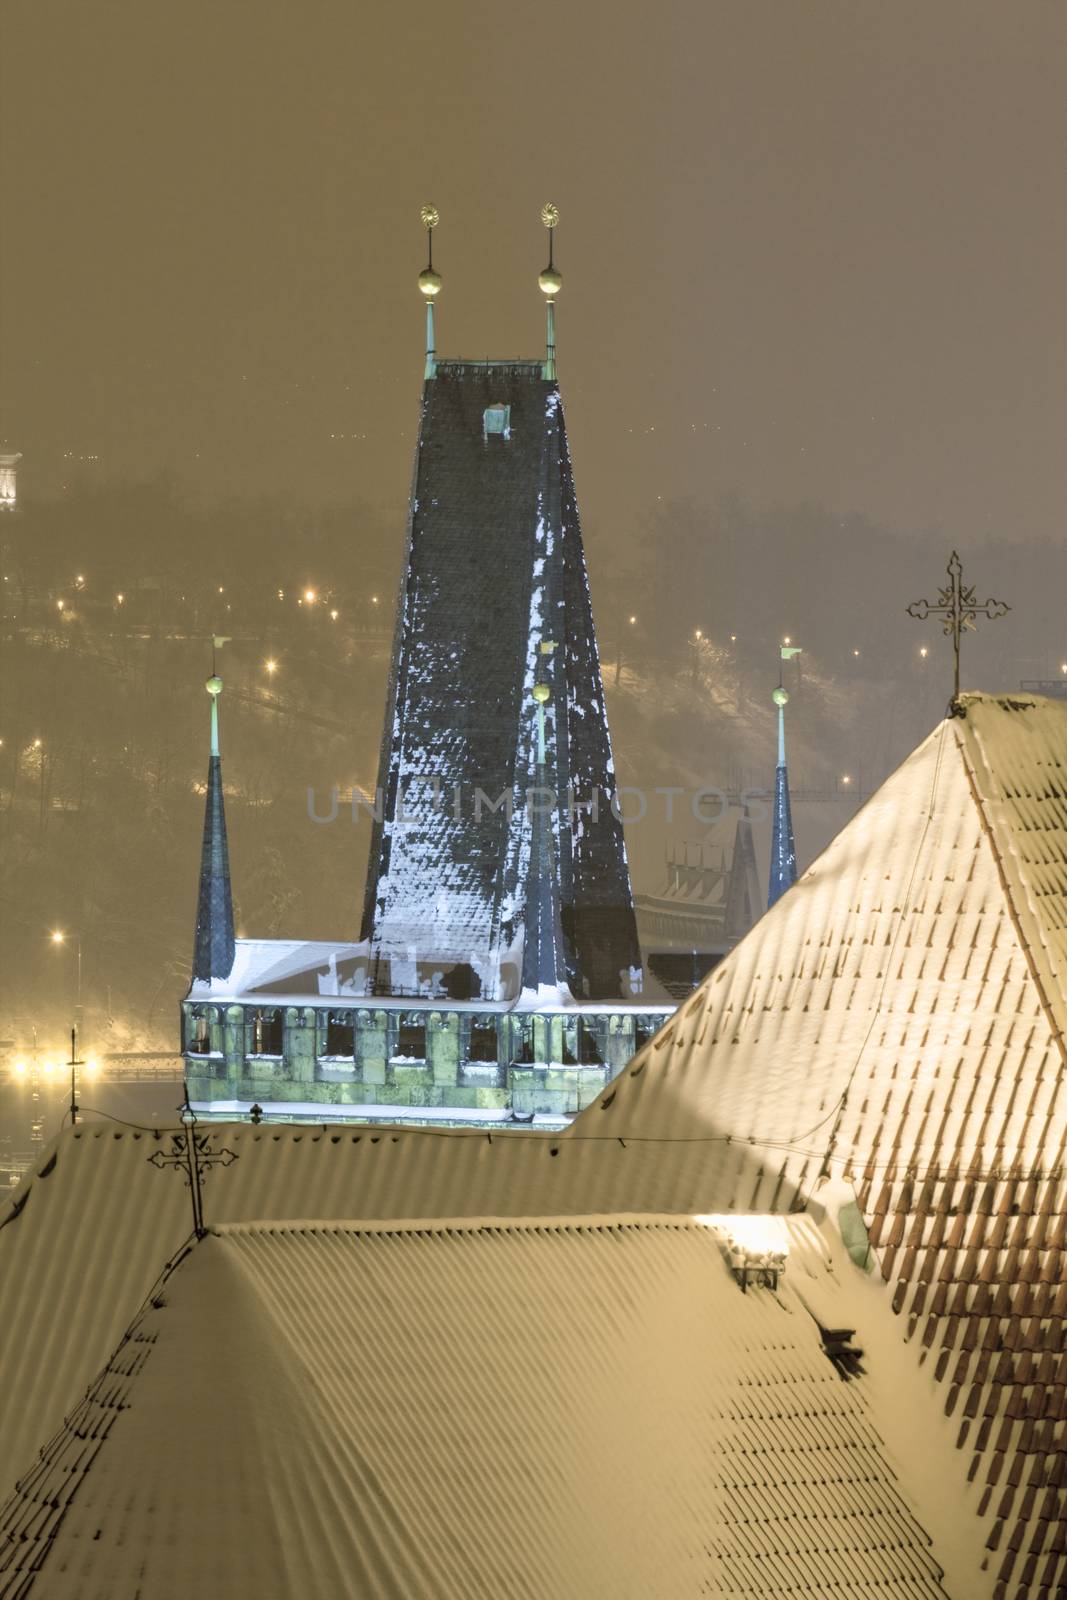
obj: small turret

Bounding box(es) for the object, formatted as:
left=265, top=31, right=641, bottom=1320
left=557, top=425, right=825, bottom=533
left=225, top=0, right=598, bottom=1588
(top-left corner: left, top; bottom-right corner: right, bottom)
left=192, top=667, right=235, bottom=982
left=768, top=664, right=798, bottom=909
left=521, top=643, right=569, bottom=998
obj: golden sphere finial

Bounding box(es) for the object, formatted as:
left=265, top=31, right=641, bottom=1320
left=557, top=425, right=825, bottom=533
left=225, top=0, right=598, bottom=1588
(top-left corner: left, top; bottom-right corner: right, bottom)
left=418, top=205, right=442, bottom=298
left=206, top=674, right=223, bottom=698
left=539, top=203, right=561, bottom=298
left=773, top=686, right=789, bottom=708
left=532, top=681, right=551, bottom=704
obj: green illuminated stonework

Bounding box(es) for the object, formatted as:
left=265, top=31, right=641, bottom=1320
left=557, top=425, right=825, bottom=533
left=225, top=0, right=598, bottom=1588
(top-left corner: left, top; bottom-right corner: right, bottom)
left=182, top=1001, right=667, bottom=1122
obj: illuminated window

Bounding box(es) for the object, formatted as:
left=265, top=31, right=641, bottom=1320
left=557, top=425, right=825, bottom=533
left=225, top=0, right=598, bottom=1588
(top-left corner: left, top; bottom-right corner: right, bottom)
left=251, top=1010, right=283, bottom=1056
left=483, top=404, right=511, bottom=440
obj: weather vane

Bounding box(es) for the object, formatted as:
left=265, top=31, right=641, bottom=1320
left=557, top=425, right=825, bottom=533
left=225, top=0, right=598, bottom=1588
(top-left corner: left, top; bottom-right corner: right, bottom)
left=906, top=550, right=1010, bottom=706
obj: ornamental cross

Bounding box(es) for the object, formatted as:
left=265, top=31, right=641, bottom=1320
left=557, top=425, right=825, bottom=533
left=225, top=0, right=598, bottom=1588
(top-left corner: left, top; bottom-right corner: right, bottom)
left=906, top=550, right=1010, bottom=705
left=147, top=1083, right=237, bottom=1238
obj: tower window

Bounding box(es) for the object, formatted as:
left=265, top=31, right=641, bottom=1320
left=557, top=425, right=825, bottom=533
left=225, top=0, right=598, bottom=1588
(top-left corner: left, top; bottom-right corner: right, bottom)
left=483, top=404, right=511, bottom=440
left=325, top=1015, right=354, bottom=1057
left=634, top=1015, right=658, bottom=1053
left=251, top=1010, right=284, bottom=1056
left=395, top=1021, right=426, bottom=1061
left=468, top=1022, right=499, bottom=1064
left=577, top=1018, right=604, bottom=1066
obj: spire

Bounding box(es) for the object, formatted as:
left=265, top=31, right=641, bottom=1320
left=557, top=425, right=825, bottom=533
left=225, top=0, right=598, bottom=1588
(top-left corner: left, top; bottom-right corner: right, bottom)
left=521, top=647, right=569, bottom=998
left=418, top=205, right=442, bottom=380
left=724, top=802, right=762, bottom=944
left=768, top=649, right=799, bottom=909
left=538, top=203, right=561, bottom=381
left=193, top=669, right=235, bottom=982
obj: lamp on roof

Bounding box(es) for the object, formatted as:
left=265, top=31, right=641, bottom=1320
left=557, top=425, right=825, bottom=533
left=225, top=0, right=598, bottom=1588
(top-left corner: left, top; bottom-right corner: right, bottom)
left=418, top=205, right=441, bottom=381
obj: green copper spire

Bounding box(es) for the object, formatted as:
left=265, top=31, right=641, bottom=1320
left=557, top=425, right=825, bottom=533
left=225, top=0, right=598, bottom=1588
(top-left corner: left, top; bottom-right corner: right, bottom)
left=193, top=660, right=235, bottom=982
left=539, top=203, right=561, bottom=381
left=768, top=646, right=801, bottom=909
left=418, top=204, right=441, bottom=380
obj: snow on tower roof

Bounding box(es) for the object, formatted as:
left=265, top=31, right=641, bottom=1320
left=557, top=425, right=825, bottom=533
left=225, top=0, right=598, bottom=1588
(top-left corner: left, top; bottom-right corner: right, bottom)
left=0, top=1216, right=960, bottom=1600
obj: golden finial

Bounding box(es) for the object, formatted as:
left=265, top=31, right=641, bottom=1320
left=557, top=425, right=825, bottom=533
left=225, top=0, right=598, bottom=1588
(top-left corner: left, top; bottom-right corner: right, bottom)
left=538, top=202, right=562, bottom=299
left=418, top=204, right=442, bottom=299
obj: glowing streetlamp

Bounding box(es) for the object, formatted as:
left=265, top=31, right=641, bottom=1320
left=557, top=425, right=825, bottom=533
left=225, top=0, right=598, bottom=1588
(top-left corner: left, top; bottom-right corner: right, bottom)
left=304, top=588, right=317, bottom=605
left=265, top=658, right=278, bottom=676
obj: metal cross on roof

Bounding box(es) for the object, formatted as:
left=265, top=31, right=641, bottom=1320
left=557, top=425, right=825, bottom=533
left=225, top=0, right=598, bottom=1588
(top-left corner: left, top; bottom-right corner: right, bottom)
left=146, top=1083, right=237, bottom=1238
left=906, top=550, right=1010, bottom=705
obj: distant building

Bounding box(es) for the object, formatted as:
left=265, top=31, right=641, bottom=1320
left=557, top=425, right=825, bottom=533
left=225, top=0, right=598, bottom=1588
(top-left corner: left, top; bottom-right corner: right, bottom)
left=0, top=453, right=19, bottom=512
left=182, top=216, right=671, bottom=1125
left=635, top=809, right=762, bottom=998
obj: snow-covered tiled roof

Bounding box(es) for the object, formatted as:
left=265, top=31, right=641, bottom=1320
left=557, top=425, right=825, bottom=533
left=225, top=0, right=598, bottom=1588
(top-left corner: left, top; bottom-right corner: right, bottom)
left=573, top=692, right=1067, bottom=1599
left=0, top=1217, right=956, bottom=1600
left=5, top=696, right=1064, bottom=1596
left=0, top=1122, right=783, bottom=1493
left=576, top=695, right=1067, bottom=1194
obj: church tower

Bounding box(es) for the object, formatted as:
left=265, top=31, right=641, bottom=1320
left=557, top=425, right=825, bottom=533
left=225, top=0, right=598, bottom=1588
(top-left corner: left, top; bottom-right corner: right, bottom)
left=182, top=213, right=670, bottom=1128
left=361, top=207, right=641, bottom=1002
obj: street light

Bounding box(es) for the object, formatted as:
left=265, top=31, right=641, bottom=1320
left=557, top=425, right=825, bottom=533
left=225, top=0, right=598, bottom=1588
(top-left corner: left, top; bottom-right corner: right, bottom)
left=50, top=929, right=83, bottom=1040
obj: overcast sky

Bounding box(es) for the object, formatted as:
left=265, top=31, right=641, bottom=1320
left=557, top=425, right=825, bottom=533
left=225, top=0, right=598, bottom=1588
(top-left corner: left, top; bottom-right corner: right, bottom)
left=2, top=1, right=1066, bottom=543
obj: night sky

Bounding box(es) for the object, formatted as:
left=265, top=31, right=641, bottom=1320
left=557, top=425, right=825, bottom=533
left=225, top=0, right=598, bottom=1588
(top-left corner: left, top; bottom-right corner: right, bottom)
left=3, top=2, right=1067, bottom=1135
left=3, top=1, right=1067, bottom=540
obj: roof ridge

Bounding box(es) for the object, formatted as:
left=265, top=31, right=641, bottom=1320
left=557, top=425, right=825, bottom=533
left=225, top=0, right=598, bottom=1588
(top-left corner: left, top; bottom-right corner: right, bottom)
left=956, top=698, right=1067, bottom=1070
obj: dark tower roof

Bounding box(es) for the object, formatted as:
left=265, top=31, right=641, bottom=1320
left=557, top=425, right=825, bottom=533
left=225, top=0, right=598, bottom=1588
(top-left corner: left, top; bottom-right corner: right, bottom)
left=192, top=678, right=235, bottom=982
left=361, top=361, right=640, bottom=1001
